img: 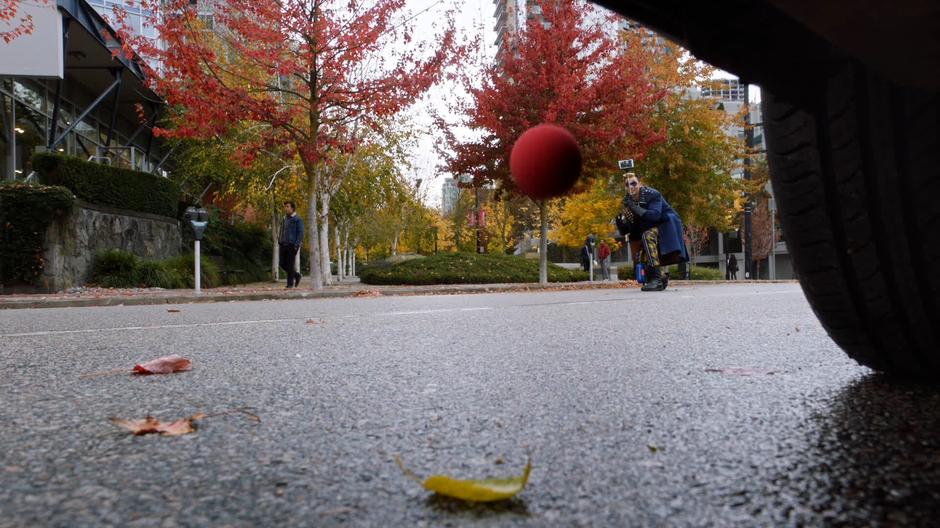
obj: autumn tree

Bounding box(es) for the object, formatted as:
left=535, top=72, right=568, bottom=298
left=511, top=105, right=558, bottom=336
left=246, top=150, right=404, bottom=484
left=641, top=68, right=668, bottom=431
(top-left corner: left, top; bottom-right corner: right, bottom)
left=0, top=0, right=49, bottom=43
left=119, top=0, right=462, bottom=290
left=746, top=157, right=776, bottom=277
left=620, top=31, right=746, bottom=234
left=552, top=177, right=621, bottom=248
left=441, top=0, right=662, bottom=283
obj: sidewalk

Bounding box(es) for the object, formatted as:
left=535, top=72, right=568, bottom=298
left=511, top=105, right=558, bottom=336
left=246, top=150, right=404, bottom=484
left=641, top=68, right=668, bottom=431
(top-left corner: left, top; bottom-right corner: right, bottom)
left=0, top=278, right=798, bottom=310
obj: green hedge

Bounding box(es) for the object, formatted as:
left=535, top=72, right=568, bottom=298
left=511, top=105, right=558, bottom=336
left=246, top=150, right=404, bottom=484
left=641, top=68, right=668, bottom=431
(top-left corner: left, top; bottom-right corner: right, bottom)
left=0, top=182, right=74, bottom=285
left=663, top=264, right=725, bottom=281
left=91, top=249, right=221, bottom=289
left=32, top=154, right=180, bottom=218
left=360, top=252, right=589, bottom=285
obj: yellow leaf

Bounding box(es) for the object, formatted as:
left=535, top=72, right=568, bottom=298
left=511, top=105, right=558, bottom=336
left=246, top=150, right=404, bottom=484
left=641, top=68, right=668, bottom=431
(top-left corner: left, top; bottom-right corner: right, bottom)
left=396, top=456, right=532, bottom=502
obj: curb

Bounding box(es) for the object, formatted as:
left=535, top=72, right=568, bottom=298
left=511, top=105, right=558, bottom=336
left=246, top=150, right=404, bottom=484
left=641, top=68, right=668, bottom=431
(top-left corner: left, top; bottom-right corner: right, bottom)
left=0, top=280, right=799, bottom=310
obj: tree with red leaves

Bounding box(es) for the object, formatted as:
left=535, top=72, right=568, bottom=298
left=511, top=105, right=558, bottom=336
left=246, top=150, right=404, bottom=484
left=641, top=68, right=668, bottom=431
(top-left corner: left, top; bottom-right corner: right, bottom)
left=118, top=0, right=462, bottom=288
left=440, top=0, right=662, bottom=283
left=0, top=0, right=50, bottom=43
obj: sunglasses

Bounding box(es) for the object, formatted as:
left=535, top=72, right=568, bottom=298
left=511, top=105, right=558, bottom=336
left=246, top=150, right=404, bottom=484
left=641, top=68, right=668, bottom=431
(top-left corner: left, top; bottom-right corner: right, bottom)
left=627, top=181, right=638, bottom=187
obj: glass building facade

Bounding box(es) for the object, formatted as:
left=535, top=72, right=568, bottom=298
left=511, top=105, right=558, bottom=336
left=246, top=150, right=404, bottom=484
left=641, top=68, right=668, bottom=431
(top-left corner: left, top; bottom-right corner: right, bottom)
left=1, top=0, right=169, bottom=182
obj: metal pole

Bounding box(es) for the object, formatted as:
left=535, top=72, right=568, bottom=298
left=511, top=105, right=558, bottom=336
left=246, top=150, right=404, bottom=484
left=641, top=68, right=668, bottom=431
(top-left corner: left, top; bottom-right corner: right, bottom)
left=539, top=200, right=548, bottom=285
left=589, top=242, right=594, bottom=282
left=770, top=198, right=777, bottom=280
left=194, top=240, right=202, bottom=294
left=743, top=87, right=754, bottom=279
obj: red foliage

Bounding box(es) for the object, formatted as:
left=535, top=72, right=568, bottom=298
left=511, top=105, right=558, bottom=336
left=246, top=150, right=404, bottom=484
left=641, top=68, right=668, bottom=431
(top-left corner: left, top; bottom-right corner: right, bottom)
left=442, top=0, right=664, bottom=194
left=115, top=1, right=463, bottom=168
left=0, top=0, right=50, bottom=44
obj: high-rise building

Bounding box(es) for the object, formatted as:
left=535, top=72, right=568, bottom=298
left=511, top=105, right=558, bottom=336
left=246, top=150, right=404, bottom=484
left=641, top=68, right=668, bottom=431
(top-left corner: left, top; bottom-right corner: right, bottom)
left=620, top=18, right=672, bottom=55
left=441, top=177, right=459, bottom=216
left=493, top=0, right=521, bottom=58
left=87, top=0, right=160, bottom=41
left=701, top=78, right=747, bottom=102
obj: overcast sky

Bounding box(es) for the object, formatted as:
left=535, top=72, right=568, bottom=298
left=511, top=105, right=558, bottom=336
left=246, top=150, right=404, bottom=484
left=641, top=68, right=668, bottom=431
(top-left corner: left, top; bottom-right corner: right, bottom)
left=402, top=0, right=760, bottom=209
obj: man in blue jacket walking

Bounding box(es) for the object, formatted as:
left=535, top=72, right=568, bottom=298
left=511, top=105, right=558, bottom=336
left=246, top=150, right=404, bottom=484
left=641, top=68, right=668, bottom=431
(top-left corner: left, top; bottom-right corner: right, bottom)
left=279, top=201, right=304, bottom=288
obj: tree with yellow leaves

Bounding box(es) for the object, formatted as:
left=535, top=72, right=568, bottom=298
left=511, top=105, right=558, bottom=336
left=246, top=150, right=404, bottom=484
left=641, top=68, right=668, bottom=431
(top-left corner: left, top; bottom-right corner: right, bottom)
left=552, top=178, right=622, bottom=249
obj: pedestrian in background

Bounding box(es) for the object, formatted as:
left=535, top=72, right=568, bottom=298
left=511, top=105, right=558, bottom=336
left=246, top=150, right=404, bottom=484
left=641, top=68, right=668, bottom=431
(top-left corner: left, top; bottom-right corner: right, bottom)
left=728, top=254, right=739, bottom=280
left=598, top=240, right=612, bottom=280
left=279, top=201, right=304, bottom=288
left=580, top=237, right=592, bottom=272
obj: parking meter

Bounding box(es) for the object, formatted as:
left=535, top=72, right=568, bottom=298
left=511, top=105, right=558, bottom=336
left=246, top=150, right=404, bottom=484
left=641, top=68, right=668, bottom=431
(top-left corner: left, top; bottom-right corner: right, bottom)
left=184, top=207, right=209, bottom=293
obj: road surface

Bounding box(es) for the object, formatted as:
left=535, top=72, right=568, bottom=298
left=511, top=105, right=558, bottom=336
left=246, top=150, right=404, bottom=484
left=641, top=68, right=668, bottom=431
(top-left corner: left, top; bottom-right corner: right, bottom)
left=2, top=283, right=939, bottom=526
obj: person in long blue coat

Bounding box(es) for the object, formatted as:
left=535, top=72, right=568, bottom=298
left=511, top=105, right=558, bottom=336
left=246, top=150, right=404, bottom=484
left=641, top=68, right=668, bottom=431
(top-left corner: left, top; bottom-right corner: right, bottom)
left=615, top=172, right=689, bottom=291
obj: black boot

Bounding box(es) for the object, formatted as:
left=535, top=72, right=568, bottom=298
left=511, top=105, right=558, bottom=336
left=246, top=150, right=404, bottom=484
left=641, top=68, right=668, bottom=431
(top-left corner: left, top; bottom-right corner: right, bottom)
left=641, top=267, right=664, bottom=292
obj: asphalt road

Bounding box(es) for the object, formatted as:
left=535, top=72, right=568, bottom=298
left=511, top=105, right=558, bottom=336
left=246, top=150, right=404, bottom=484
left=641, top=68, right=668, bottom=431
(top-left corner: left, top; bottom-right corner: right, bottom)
left=2, top=283, right=940, bottom=527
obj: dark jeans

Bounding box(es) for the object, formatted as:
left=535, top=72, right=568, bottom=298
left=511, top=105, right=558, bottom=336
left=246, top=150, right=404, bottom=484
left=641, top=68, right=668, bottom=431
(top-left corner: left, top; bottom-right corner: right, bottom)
left=279, top=243, right=300, bottom=286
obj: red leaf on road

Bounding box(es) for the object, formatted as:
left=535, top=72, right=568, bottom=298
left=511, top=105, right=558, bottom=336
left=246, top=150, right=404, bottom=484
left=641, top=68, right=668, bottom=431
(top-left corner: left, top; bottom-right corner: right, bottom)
left=109, top=414, right=203, bottom=436
left=133, top=355, right=192, bottom=375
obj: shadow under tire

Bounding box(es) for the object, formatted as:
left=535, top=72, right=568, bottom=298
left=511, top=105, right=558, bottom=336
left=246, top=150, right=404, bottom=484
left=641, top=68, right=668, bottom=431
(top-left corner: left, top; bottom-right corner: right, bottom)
left=763, top=62, right=940, bottom=378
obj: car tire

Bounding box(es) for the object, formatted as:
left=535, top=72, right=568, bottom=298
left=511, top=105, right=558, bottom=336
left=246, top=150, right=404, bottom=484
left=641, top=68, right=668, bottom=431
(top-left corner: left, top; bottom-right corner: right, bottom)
left=763, top=61, right=940, bottom=377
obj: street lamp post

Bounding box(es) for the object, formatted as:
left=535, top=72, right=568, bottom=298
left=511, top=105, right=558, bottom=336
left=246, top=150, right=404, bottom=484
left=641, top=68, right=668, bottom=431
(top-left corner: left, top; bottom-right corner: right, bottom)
left=587, top=234, right=596, bottom=282
left=184, top=207, right=209, bottom=294
left=743, top=86, right=754, bottom=280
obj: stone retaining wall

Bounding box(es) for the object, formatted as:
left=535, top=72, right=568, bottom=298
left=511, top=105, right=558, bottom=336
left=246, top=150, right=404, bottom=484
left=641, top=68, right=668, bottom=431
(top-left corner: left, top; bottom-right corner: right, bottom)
left=38, top=200, right=181, bottom=292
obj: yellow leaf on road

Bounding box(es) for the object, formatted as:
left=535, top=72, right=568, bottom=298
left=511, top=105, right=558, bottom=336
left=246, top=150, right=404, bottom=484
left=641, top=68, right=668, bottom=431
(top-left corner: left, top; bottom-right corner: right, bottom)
left=397, top=456, right=532, bottom=502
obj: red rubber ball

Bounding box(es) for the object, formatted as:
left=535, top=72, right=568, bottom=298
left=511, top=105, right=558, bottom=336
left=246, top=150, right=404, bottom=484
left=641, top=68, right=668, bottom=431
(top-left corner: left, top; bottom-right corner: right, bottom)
left=510, top=124, right=582, bottom=200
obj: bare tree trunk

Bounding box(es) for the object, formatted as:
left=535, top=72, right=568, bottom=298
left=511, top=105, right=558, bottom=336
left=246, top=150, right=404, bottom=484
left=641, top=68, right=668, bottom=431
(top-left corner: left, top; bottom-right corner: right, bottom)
left=392, top=230, right=400, bottom=256
left=306, top=181, right=323, bottom=291
left=351, top=246, right=357, bottom=277
left=318, top=190, right=332, bottom=286
left=271, top=210, right=280, bottom=281
left=343, top=229, right=351, bottom=276
left=334, top=226, right=343, bottom=282
left=539, top=200, right=548, bottom=285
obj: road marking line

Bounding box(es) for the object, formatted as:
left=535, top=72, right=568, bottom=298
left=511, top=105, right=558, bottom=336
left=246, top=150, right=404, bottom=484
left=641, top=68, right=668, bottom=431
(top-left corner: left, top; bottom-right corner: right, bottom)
left=377, top=306, right=494, bottom=316
left=1, top=318, right=304, bottom=338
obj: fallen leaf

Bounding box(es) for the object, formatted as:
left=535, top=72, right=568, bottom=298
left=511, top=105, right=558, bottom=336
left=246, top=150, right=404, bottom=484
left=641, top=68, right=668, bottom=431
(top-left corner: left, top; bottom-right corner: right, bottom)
left=354, top=290, right=382, bottom=297
left=167, top=309, right=181, bottom=313
left=306, top=319, right=324, bottom=325
left=795, top=326, right=801, bottom=332
left=648, top=445, right=659, bottom=453
left=397, top=456, right=532, bottom=502
left=109, top=415, right=198, bottom=436
left=133, top=355, right=192, bottom=375
left=109, top=408, right=258, bottom=437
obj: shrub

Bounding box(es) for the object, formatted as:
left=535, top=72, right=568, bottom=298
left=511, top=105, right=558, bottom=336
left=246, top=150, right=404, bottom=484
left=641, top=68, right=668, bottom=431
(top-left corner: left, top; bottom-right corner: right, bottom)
left=135, top=260, right=186, bottom=289
left=360, top=252, right=589, bottom=285
left=663, top=264, right=725, bottom=281
left=91, top=250, right=220, bottom=289
left=92, top=249, right=141, bottom=287
left=163, top=253, right=221, bottom=289
left=0, top=182, right=74, bottom=285
left=32, top=154, right=180, bottom=218
left=182, top=209, right=272, bottom=285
